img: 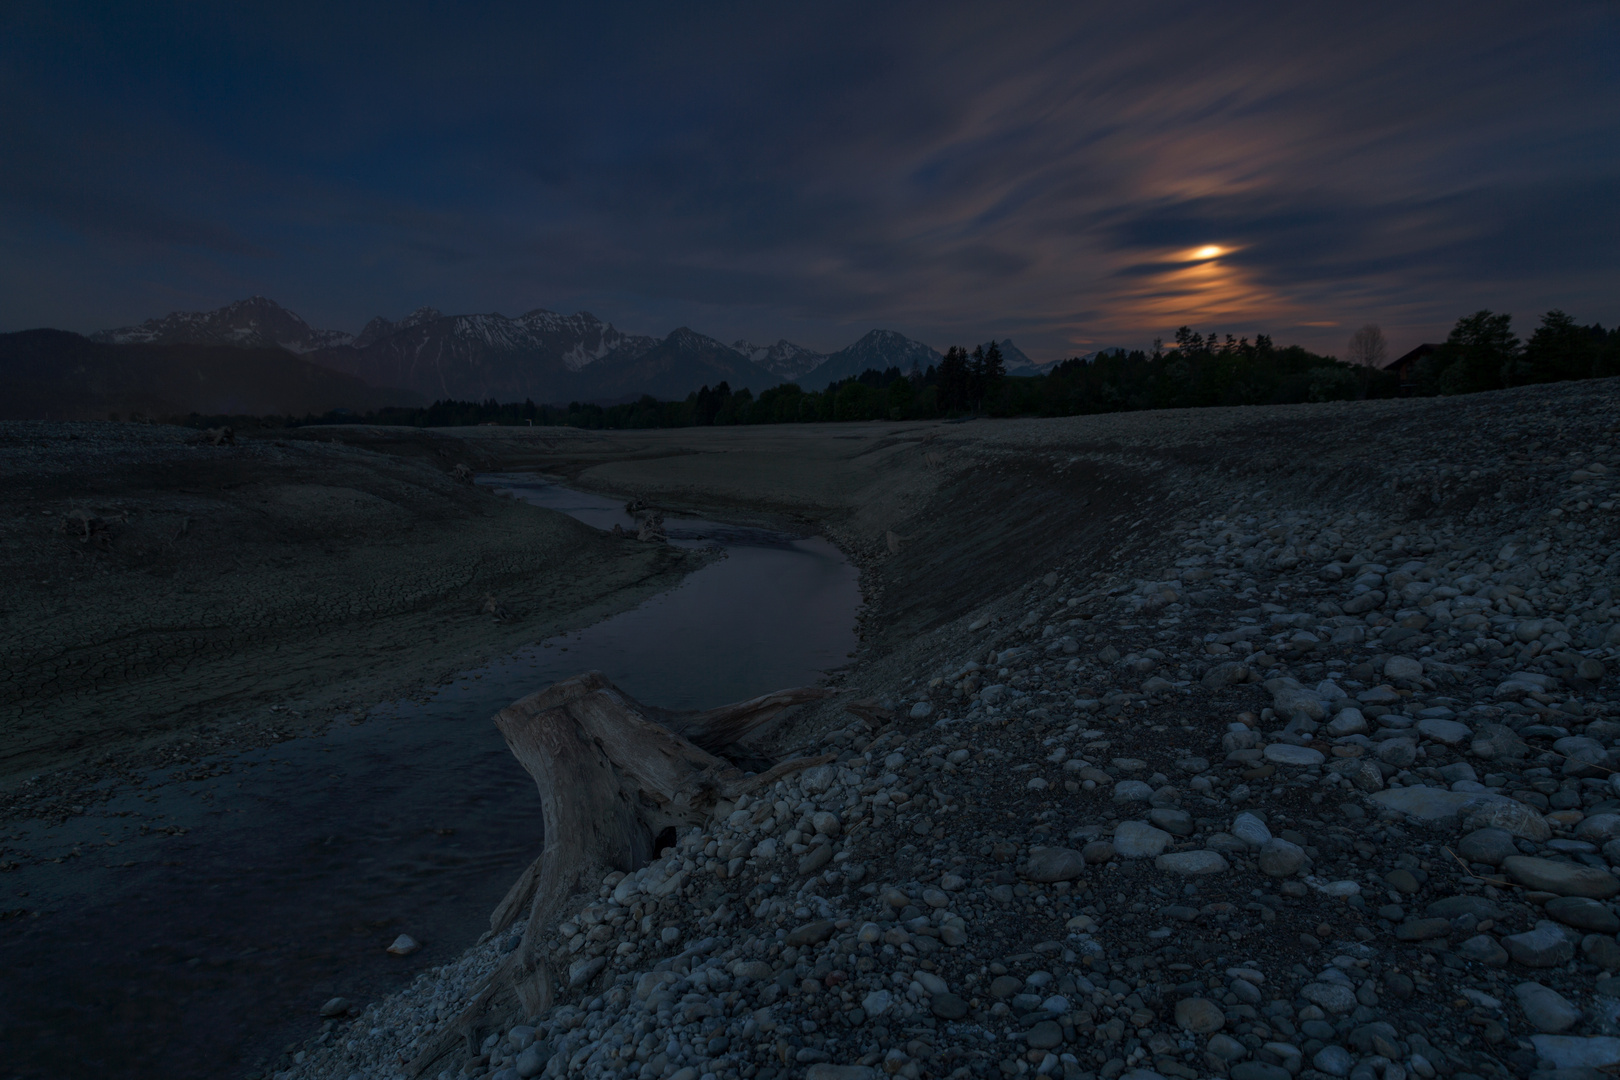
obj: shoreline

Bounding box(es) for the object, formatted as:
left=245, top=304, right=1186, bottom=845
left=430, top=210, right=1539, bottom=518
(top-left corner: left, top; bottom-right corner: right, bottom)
left=0, top=421, right=710, bottom=822
left=283, top=380, right=1620, bottom=1080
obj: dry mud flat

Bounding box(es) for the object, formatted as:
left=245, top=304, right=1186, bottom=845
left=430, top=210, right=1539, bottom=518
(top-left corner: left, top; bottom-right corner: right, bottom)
left=286, top=381, right=1620, bottom=1080
left=0, top=421, right=703, bottom=811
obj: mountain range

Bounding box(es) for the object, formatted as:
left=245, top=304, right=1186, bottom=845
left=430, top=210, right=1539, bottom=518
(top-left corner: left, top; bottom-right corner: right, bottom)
left=66, top=297, right=1043, bottom=413
left=0, top=329, right=417, bottom=421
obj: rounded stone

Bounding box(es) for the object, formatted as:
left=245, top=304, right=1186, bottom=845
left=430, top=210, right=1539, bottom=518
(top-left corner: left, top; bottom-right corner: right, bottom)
left=1114, top=821, right=1172, bottom=858
left=1583, top=934, right=1620, bottom=970
left=1155, top=850, right=1230, bottom=875
left=1578, top=814, right=1620, bottom=843
left=1327, top=708, right=1368, bottom=736
left=1458, top=827, right=1518, bottom=866
left=1313, top=1046, right=1354, bottom=1077
left=1385, top=655, right=1424, bottom=682
left=1263, top=743, right=1325, bottom=766
left=1503, top=856, right=1620, bottom=898
left=1376, top=738, right=1417, bottom=767
left=1462, top=799, right=1553, bottom=841
left=1417, top=717, right=1473, bottom=745
left=1026, top=1020, right=1064, bottom=1050
left=1023, top=846, right=1085, bottom=882
left=1231, top=1063, right=1293, bottom=1080
left=1300, top=981, right=1358, bottom=1014
left=1149, top=808, right=1195, bottom=836
left=931, top=992, right=969, bottom=1020
left=811, top=811, right=842, bottom=837
left=1503, top=921, right=1577, bottom=967
left=1174, top=996, right=1226, bottom=1033
left=386, top=933, right=420, bottom=956
left=1515, top=981, right=1583, bottom=1033
left=1457, top=934, right=1509, bottom=966
left=861, top=989, right=893, bottom=1016
left=990, top=975, right=1022, bottom=998
left=909, top=701, right=934, bottom=720
left=1546, top=896, right=1620, bottom=933
left=1114, top=780, right=1155, bottom=802
left=1231, top=812, right=1272, bottom=848
left=1258, top=838, right=1307, bottom=878
left=1078, top=839, right=1114, bottom=863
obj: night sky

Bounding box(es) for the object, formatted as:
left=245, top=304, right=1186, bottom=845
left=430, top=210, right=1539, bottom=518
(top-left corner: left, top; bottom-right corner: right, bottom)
left=3, top=2, right=1616, bottom=360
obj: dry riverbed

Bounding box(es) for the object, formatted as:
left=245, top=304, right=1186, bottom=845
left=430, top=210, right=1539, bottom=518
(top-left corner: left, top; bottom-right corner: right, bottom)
left=280, top=381, right=1620, bottom=1080
left=0, top=421, right=705, bottom=820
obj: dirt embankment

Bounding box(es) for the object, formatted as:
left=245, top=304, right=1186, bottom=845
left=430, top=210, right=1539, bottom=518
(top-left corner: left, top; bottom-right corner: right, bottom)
left=345, top=383, right=1607, bottom=705
left=349, top=382, right=1619, bottom=726
left=290, top=380, right=1620, bottom=1080
left=0, top=421, right=704, bottom=806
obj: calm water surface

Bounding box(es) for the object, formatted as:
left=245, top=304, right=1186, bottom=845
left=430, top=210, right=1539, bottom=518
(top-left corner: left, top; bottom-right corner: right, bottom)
left=0, top=478, right=860, bottom=1079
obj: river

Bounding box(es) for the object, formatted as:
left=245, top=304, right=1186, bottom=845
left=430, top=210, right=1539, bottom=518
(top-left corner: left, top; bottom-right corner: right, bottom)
left=0, top=479, right=860, bottom=1079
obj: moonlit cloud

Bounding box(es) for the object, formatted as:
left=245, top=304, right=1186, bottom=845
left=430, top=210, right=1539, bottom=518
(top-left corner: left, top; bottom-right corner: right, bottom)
left=1, top=1, right=1616, bottom=360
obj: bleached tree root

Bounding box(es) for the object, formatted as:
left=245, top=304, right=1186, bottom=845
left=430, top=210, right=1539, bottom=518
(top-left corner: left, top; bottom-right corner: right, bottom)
left=406, top=672, right=832, bottom=1076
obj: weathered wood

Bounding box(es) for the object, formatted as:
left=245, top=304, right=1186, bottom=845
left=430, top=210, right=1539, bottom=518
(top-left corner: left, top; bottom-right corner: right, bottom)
left=655, top=686, right=836, bottom=754
left=489, top=854, right=542, bottom=933
left=408, top=671, right=826, bottom=1077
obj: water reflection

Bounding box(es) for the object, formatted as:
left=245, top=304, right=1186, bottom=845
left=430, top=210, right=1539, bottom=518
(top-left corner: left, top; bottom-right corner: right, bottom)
left=0, top=478, right=860, bottom=1080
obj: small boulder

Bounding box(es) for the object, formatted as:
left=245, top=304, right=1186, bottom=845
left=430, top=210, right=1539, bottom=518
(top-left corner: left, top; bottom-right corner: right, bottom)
left=1258, top=838, right=1307, bottom=878
left=1502, top=921, right=1577, bottom=967
left=1174, top=997, right=1226, bottom=1033
left=1113, top=821, right=1172, bottom=859
left=1457, top=827, right=1518, bottom=866
left=1502, top=856, right=1620, bottom=898
left=1546, top=896, right=1620, bottom=934
left=1155, top=851, right=1229, bottom=875
left=1024, top=846, right=1086, bottom=882
left=1515, top=982, right=1583, bottom=1033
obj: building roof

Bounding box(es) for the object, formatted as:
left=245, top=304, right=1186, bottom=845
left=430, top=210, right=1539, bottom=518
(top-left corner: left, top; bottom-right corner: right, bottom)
left=1385, top=343, right=1440, bottom=370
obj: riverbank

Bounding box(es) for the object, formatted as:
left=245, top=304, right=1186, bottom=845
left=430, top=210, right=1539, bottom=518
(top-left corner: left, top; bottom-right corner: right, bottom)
left=0, top=420, right=706, bottom=812
left=289, top=379, right=1620, bottom=1080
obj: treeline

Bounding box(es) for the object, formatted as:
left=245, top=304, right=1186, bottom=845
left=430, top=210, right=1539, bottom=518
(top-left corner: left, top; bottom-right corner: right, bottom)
left=1408, top=310, right=1620, bottom=395
left=182, top=309, right=1618, bottom=433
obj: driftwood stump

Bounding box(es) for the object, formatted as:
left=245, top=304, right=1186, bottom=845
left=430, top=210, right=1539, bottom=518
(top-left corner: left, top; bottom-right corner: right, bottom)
left=409, top=671, right=832, bottom=1075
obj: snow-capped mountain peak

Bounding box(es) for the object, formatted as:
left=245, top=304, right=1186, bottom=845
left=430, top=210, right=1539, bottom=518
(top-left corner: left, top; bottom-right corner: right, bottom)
left=731, top=338, right=828, bottom=380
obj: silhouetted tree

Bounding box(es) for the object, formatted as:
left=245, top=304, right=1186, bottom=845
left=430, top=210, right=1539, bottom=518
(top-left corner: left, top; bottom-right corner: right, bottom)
left=1346, top=324, right=1388, bottom=368
left=937, top=346, right=970, bottom=413
left=1437, top=311, right=1519, bottom=394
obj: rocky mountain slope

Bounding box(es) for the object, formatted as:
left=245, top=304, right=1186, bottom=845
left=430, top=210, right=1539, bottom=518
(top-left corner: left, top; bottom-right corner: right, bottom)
left=577, top=328, right=785, bottom=401
left=87, top=298, right=1017, bottom=403
left=800, top=331, right=944, bottom=391
left=735, top=340, right=830, bottom=382
left=280, top=379, right=1620, bottom=1080
left=310, top=308, right=660, bottom=401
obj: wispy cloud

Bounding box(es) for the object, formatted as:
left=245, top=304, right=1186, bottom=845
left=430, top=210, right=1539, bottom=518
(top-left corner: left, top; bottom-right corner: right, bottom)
left=1, top=0, right=1616, bottom=358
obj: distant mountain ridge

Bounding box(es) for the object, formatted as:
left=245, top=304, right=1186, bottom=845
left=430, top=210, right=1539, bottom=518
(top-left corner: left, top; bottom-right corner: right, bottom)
left=87, top=297, right=1039, bottom=405
left=800, top=330, right=943, bottom=391
left=307, top=307, right=660, bottom=401
left=0, top=329, right=417, bottom=420
left=92, top=296, right=355, bottom=353
left=731, top=339, right=828, bottom=380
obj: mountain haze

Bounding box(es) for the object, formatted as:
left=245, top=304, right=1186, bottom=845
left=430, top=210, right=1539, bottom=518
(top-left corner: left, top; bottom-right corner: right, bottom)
left=81, top=297, right=1001, bottom=406
left=587, top=328, right=783, bottom=401
left=0, top=330, right=417, bottom=420
left=92, top=296, right=355, bottom=353
left=307, top=308, right=658, bottom=402
left=799, top=330, right=942, bottom=391
left=731, top=339, right=827, bottom=381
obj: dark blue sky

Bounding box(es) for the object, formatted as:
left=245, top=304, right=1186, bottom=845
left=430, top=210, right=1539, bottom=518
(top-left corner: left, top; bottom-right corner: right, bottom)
left=3, top=1, right=1616, bottom=360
